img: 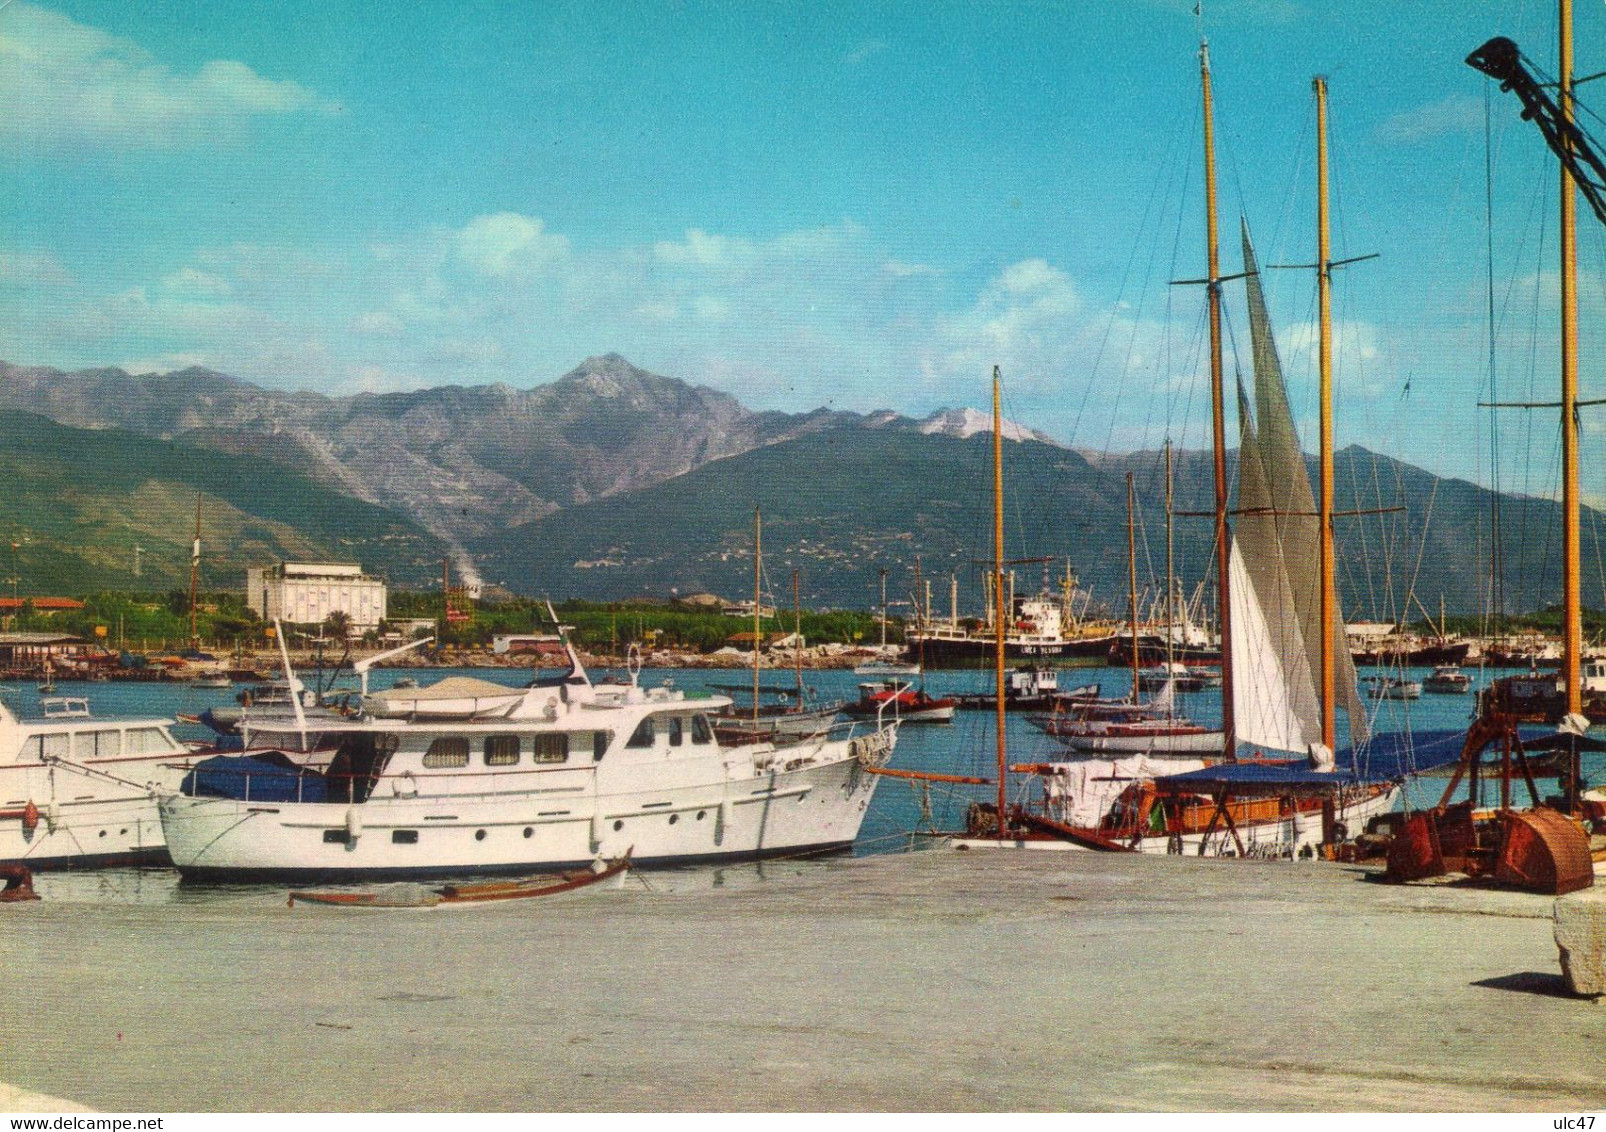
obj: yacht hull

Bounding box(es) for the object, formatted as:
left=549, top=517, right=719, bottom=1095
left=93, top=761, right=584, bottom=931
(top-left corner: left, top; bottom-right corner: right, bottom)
left=159, top=745, right=880, bottom=882
left=1, top=752, right=188, bottom=870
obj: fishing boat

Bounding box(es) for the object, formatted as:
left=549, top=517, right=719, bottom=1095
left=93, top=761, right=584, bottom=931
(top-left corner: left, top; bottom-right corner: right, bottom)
left=1422, top=665, right=1473, bottom=694
left=158, top=637, right=897, bottom=882
left=953, top=665, right=1064, bottom=711
left=842, top=679, right=956, bottom=723
left=288, top=852, right=632, bottom=908
left=0, top=694, right=194, bottom=870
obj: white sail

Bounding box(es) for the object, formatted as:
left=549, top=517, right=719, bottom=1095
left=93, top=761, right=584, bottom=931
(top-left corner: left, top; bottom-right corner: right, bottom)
left=1229, top=537, right=1318, bottom=754
left=1229, top=221, right=1370, bottom=750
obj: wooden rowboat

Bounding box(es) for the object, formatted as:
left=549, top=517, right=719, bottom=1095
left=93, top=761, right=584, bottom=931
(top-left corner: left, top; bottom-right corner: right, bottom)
left=287, top=852, right=632, bottom=909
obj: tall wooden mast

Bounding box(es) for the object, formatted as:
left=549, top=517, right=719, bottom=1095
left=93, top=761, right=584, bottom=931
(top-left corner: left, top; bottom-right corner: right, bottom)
left=993, top=365, right=1008, bottom=834
left=1560, top=0, right=1582, bottom=715
left=1165, top=439, right=1175, bottom=674
left=1127, top=472, right=1140, bottom=703
left=1315, top=75, right=1337, bottom=751
left=1201, top=40, right=1235, bottom=756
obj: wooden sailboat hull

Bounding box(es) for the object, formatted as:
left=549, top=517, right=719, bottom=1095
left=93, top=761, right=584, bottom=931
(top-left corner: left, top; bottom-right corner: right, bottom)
left=288, top=854, right=632, bottom=908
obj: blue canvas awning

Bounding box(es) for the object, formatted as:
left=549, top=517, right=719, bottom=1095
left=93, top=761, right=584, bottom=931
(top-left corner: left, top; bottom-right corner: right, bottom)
left=1154, top=727, right=1471, bottom=798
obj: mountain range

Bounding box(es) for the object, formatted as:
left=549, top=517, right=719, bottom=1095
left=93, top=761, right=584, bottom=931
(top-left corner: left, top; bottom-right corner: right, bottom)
left=0, top=354, right=1583, bottom=617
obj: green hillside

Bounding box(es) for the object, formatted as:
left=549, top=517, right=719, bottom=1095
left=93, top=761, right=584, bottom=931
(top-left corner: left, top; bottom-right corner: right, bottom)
left=0, top=410, right=447, bottom=592
left=474, top=425, right=1598, bottom=619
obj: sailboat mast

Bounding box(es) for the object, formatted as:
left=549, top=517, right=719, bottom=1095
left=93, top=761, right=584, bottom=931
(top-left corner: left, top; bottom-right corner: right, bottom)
left=189, top=492, right=201, bottom=650
left=793, top=568, right=803, bottom=699
left=1201, top=40, right=1235, bottom=755
left=1315, top=75, right=1337, bottom=751
left=753, top=506, right=762, bottom=724
left=1560, top=0, right=1583, bottom=715
left=1127, top=472, right=1140, bottom=702
left=993, top=366, right=1008, bottom=833
left=1165, top=440, right=1175, bottom=673
left=879, top=568, right=888, bottom=651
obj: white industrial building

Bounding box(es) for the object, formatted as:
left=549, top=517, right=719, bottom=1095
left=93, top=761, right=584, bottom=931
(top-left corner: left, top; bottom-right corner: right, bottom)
left=246, top=562, right=387, bottom=631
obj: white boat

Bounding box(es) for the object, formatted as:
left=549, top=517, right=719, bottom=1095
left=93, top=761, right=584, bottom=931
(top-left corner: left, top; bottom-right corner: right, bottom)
left=1365, top=676, right=1423, bottom=700
left=190, top=670, right=232, bottom=689
left=852, top=660, right=922, bottom=676
left=1422, top=666, right=1472, bottom=694
left=157, top=645, right=897, bottom=881
left=1054, top=716, right=1223, bottom=756
left=0, top=695, right=193, bottom=869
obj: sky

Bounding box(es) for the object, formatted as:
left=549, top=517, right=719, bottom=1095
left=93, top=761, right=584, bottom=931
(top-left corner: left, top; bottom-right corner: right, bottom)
left=4, top=0, right=1606, bottom=496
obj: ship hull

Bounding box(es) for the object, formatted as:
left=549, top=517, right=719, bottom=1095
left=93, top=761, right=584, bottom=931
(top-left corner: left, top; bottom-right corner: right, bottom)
left=911, top=634, right=1115, bottom=668
left=159, top=742, right=881, bottom=883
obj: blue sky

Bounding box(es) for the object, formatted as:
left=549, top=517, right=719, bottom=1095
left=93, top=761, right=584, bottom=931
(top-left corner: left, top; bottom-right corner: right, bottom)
left=3, top=0, right=1606, bottom=493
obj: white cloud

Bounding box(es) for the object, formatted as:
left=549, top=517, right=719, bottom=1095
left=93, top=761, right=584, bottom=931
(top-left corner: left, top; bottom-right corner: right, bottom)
left=0, top=2, right=333, bottom=151
left=1376, top=94, right=1484, bottom=144
left=161, top=268, right=231, bottom=297
left=0, top=249, right=72, bottom=287
left=930, top=258, right=1084, bottom=383
left=455, top=213, right=569, bottom=277
left=350, top=311, right=405, bottom=337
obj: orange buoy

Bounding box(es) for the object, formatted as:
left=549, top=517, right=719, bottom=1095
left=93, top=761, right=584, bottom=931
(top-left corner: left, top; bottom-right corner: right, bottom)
left=21, top=800, right=38, bottom=833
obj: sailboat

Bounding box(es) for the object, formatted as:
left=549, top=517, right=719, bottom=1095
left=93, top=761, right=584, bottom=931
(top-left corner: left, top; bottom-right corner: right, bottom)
left=961, top=63, right=1426, bottom=857
left=1046, top=471, right=1222, bottom=756
left=712, top=510, right=843, bottom=743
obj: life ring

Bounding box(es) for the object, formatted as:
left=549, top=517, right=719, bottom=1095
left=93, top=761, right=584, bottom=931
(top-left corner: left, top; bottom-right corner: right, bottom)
left=21, top=800, right=38, bottom=833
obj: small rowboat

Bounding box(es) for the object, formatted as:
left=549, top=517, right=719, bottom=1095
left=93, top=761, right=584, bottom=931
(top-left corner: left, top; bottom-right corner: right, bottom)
left=287, top=852, right=632, bottom=909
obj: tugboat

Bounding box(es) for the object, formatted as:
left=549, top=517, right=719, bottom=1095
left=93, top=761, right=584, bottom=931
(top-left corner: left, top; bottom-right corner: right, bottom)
left=953, top=665, right=1063, bottom=711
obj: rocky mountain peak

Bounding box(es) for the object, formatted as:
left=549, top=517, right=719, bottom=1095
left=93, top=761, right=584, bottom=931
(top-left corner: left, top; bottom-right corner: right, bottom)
left=916, top=407, right=1058, bottom=445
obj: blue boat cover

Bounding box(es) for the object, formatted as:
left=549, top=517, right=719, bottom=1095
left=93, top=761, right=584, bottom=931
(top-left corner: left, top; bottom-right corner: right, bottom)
left=1155, top=728, right=1470, bottom=796
left=182, top=752, right=327, bottom=803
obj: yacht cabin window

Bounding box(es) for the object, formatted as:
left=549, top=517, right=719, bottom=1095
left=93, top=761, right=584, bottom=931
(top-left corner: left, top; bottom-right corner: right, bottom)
left=423, top=737, right=470, bottom=769
left=669, top=717, right=684, bottom=747
left=125, top=727, right=170, bottom=755
left=625, top=719, right=655, bottom=749
left=532, top=733, right=568, bottom=764
left=78, top=730, right=122, bottom=759
left=484, top=735, right=520, bottom=766
left=691, top=715, right=714, bottom=745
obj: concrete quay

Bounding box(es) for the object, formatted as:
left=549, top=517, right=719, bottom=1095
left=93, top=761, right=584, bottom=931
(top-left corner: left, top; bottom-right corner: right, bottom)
left=2, top=850, right=1603, bottom=1112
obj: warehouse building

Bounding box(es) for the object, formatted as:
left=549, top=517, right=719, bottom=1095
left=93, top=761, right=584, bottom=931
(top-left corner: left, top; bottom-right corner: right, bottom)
left=245, top=562, right=387, bottom=631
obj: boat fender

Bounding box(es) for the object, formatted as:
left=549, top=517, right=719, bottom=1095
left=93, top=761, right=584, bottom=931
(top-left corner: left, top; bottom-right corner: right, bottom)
left=345, top=806, right=363, bottom=841
left=21, top=800, right=38, bottom=832
left=43, top=802, right=59, bottom=833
